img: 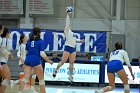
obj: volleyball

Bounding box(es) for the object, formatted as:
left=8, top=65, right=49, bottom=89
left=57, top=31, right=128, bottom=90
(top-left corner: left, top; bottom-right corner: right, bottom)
left=66, top=6, right=73, bottom=13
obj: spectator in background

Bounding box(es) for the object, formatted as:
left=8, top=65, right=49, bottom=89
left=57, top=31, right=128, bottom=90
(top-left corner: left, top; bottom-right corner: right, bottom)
left=51, top=52, right=61, bottom=62
left=86, top=53, right=97, bottom=60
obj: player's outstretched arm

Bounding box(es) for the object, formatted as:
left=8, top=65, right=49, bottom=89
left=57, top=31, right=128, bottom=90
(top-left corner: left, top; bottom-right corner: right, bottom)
left=40, top=51, right=53, bottom=65
left=124, top=51, right=135, bottom=80
left=65, top=13, right=70, bottom=31
left=76, top=39, right=85, bottom=43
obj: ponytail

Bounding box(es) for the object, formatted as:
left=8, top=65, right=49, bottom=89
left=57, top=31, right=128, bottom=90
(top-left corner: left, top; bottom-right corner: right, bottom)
left=30, top=27, right=41, bottom=41
left=19, top=34, right=25, bottom=45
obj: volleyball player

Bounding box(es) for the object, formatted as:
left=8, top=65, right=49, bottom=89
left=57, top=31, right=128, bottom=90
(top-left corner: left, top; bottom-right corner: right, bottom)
left=95, top=42, right=135, bottom=93
left=52, top=7, right=84, bottom=82
left=0, top=24, right=4, bottom=73
left=0, top=24, right=4, bottom=88
left=0, top=25, right=11, bottom=59
left=17, top=34, right=38, bottom=93
left=0, top=28, right=14, bottom=93
left=19, top=27, right=53, bottom=93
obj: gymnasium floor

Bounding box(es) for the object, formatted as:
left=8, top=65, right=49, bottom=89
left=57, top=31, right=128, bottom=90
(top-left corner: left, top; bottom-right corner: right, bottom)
left=5, top=84, right=140, bottom=93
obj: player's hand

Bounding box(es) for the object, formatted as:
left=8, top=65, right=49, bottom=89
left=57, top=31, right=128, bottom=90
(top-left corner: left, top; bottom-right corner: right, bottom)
left=48, top=60, right=53, bottom=65
left=131, top=73, right=135, bottom=80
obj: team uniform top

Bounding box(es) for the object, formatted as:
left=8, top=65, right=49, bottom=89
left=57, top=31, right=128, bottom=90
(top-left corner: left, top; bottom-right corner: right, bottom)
left=26, top=39, right=44, bottom=57
left=64, top=29, right=78, bottom=48
left=0, top=38, right=10, bottom=63
left=109, top=49, right=131, bottom=66
left=64, top=14, right=80, bottom=48
left=17, top=44, right=26, bottom=65
left=24, top=39, right=44, bottom=67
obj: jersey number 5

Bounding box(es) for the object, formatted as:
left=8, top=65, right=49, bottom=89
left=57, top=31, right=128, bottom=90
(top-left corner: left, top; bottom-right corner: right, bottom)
left=31, top=41, right=34, bottom=47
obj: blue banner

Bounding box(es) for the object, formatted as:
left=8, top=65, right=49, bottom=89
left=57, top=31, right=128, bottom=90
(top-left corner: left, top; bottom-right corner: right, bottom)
left=8, top=29, right=106, bottom=53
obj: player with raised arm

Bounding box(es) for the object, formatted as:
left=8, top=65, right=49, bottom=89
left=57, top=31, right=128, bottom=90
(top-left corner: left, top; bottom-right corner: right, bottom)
left=52, top=6, right=84, bottom=82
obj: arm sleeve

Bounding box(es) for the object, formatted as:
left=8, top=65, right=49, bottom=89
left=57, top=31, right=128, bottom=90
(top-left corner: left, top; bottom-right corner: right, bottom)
left=123, top=51, right=131, bottom=66
left=64, top=14, right=70, bottom=34
left=17, top=46, right=21, bottom=58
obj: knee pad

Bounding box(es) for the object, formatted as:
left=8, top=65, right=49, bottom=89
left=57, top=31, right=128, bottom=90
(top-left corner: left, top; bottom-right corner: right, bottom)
left=69, top=63, right=74, bottom=68
left=124, top=84, right=130, bottom=92
left=31, top=74, right=36, bottom=79
left=107, top=86, right=114, bottom=91
left=39, top=79, right=45, bottom=85
left=21, top=78, right=28, bottom=83
left=1, top=79, right=10, bottom=86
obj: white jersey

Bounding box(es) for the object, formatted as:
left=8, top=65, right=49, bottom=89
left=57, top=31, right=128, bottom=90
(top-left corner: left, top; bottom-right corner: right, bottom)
left=17, top=44, right=26, bottom=65
left=0, top=37, right=11, bottom=56
left=0, top=38, right=10, bottom=63
left=64, top=14, right=80, bottom=48
left=109, top=49, right=131, bottom=66
left=64, top=29, right=77, bottom=48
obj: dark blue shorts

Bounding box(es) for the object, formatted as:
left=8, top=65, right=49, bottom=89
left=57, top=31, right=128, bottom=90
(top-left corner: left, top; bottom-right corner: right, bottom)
left=64, top=46, right=76, bottom=54
left=107, top=60, right=123, bottom=73
left=0, top=62, right=6, bottom=65
left=24, top=55, right=41, bottom=67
